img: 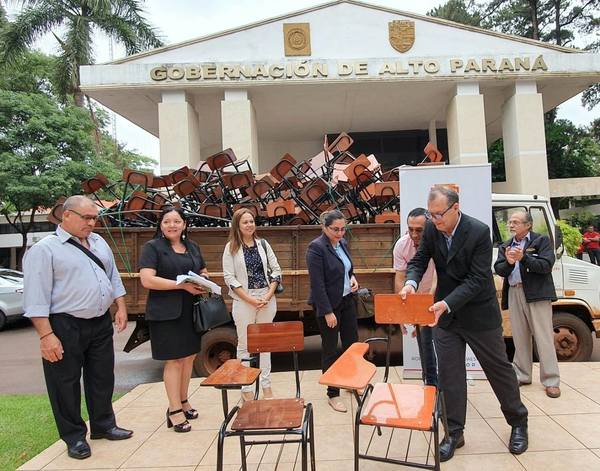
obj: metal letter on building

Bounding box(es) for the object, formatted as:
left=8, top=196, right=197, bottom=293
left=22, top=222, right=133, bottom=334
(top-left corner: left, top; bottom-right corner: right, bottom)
left=283, top=23, right=311, bottom=56
left=389, top=20, right=415, bottom=53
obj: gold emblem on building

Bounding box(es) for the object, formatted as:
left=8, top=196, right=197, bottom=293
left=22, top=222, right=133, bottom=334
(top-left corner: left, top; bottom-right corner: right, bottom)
left=389, top=20, right=415, bottom=53
left=283, top=23, right=311, bottom=56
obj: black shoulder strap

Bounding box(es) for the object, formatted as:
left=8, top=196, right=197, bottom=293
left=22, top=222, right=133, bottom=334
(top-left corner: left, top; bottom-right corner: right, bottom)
left=65, top=238, right=106, bottom=273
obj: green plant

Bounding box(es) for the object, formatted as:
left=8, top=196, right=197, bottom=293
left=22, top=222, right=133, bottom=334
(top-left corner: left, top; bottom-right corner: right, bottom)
left=557, top=220, right=583, bottom=257
left=568, top=210, right=598, bottom=230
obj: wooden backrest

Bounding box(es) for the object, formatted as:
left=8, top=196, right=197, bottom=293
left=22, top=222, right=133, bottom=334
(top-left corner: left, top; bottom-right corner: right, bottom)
left=81, top=173, right=109, bottom=194
left=328, top=132, right=353, bottom=154
left=169, top=166, right=192, bottom=184
left=123, top=168, right=153, bottom=187
left=206, top=148, right=237, bottom=171
left=423, top=142, right=443, bottom=163
left=374, top=293, right=435, bottom=325
left=247, top=321, right=304, bottom=353
left=270, top=153, right=297, bottom=182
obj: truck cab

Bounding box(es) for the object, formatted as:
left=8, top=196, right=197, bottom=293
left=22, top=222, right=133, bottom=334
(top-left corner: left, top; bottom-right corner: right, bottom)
left=492, top=194, right=600, bottom=361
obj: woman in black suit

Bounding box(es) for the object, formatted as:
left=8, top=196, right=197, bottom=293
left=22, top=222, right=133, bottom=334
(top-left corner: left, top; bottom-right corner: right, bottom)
left=139, top=207, right=208, bottom=433
left=306, top=210, right=359, bottom=413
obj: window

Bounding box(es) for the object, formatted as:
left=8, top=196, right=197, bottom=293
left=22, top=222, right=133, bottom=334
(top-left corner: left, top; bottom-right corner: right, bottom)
left=492, top=205, right=551, bottom=247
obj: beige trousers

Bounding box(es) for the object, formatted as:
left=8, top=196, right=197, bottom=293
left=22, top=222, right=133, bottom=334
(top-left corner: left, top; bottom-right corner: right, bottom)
left=232, top=287, right=277, bottom=392
left=508, top=286, right=560, bottom=387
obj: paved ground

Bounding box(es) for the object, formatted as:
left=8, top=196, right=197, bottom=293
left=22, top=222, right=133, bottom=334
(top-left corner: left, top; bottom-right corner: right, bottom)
left=1, top=317, right=599, bottom=395
left=16, top=362, right=600, bottom=471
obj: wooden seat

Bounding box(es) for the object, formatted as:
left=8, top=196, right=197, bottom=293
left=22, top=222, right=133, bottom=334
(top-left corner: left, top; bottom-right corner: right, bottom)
left=214, top=321, right=315, bottom=471
left=319, top=294, right=447, bottom=471
left=362, top=383, right=436, bottom=430
left=232, top=398, right=304, bottom=430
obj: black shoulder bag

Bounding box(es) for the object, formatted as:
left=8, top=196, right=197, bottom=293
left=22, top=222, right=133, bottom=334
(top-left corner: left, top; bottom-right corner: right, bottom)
left=192, top=291, right=231, bottom=334
left=260, top=239, right=284, bottom=294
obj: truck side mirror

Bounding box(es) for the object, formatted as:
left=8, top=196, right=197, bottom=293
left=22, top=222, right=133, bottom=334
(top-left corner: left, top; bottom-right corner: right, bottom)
left=555, top=225, right=564, bottom=259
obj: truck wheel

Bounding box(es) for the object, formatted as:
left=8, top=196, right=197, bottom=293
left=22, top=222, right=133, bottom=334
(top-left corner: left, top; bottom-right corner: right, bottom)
left=553, top=312, right=593, bottom=362
left=193, top=326, right=237, bottom=377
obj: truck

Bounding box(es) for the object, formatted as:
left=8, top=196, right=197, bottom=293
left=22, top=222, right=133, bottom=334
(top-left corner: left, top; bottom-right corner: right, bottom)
left=102, top=193, right=600, bottom=376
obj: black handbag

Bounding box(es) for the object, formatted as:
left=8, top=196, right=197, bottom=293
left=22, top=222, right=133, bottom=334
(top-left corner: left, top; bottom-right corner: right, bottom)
left=260, top=239, right=284, bottom=294
left=192, top=293, right=232, bottom=333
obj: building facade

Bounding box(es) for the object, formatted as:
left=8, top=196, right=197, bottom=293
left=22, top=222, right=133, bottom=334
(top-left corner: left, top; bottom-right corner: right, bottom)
left=79, top=0, right=600, bottom=199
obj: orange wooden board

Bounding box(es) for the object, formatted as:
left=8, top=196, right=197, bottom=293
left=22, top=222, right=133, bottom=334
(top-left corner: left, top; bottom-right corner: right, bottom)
left=374, top=293, right=435, bottom=325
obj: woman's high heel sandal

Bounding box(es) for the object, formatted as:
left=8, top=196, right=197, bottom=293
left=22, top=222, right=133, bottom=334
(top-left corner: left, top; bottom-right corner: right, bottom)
left=181, top=399, right=198, bottom=420
left=166, top=408, right=191, bottom=433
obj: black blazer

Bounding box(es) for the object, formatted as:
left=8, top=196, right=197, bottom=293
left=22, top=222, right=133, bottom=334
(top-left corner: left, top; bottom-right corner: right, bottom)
left=406, top=213, right=502, bottom=331
left=139, top=237, right=205, bottom=321
left=494, top=231, right=557, bottom=310
left=306, top=233, right=354, bottom=317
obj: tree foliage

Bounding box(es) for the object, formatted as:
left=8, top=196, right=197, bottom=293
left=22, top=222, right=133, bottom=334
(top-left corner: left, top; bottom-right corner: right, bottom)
left=0, top=0, right=164, bottom=106
left=428, top=0, right=483, bottom=26
left=0, top=89, right=112, bottom=263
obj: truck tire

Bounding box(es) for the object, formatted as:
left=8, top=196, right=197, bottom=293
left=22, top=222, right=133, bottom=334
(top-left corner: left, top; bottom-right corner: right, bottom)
left=193, top=326, right=237, bottom=377
left=553, top=312, right=593, bottom=362
left=0, top=311, right=6, bottom=331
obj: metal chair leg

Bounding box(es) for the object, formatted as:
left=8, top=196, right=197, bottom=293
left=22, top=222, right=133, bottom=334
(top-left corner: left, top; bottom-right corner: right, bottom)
left=308, top=406, right=316, bottom=471
left=239, top=434, right=248, bottom=471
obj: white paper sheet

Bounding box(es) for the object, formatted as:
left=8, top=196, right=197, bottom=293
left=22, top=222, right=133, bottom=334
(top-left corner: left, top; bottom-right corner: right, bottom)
left=175, top=271, right=222, bottom=295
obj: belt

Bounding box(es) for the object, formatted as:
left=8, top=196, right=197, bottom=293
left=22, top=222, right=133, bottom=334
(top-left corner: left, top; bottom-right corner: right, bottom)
left=509, top=283, right=523, bottom=288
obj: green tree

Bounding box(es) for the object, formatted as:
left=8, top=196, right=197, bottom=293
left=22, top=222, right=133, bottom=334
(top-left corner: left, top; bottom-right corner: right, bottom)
left=0, top=89, right=117, bottom=265
left=428, top=0, right=483, bottom=26
left=1, top=0, right=164, bottom=107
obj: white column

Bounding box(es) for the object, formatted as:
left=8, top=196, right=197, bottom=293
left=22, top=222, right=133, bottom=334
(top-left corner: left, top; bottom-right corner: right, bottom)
left=502, top=81, right=550, bottom=197
left=446, top=82, right=488, bottom=165
left=221, top=89, right=259, bottom=171
left=428, top=119, right=437, bottom=147
left=157, top=90, right=201, bottom=174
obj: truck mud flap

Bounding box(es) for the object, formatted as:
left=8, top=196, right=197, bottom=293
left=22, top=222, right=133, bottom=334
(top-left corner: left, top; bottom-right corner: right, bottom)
left=123, top=319, right=150, bottom=352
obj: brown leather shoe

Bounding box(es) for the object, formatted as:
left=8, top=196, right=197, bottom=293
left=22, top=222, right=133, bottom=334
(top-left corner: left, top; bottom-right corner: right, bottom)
left=546, top=386, right=561, bottom=398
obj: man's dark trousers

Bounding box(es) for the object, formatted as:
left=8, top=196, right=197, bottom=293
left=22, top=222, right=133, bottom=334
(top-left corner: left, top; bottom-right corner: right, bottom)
left=43, top=312, right=117, bottom=446
left=416, top=325, right=438, bottom=386
left=434, top=325, right=528, bottom=435
left=316, top=294, right=359, bottom=398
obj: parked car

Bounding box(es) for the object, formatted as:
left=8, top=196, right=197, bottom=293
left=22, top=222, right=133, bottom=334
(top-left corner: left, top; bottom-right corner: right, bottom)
left=0, top=269, right=24, bottom=330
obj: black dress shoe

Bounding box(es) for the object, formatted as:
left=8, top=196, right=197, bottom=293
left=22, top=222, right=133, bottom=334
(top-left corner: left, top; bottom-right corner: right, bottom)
left=67, top=440, right=91, bottom=460
left=439, top=433, right=465, bottom=462
left=509, top=424, right=528, bottom=454
left=90, top=426, right=133, bottom=440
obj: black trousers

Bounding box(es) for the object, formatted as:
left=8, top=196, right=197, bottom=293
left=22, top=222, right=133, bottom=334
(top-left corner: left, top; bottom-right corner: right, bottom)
left=43, top=312, right=117, bottom=446
left=434, top=325, right=528, bottom=435
left=316, top=294, right=359, bottom=398
left=587, top=248, right=600, bottom=265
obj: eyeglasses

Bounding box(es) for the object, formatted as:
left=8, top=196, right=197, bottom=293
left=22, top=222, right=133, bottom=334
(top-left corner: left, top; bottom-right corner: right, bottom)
left=327, top=226, right=347, bottom=233
left=68, top=209, right=99, bottom=222
left=425, top=204, right=454, bottom=221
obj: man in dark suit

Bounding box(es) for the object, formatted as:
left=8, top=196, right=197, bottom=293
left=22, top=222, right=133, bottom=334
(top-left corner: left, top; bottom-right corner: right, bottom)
left=494, top=210, right=560, bottom=398
left=400, top=187, right=528, bottom=462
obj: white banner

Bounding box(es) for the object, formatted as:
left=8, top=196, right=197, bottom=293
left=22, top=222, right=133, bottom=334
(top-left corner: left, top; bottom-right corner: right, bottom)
left=398, top=163, right=492, bottom=380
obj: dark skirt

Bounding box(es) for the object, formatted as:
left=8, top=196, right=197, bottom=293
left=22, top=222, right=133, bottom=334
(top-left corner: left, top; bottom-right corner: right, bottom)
left=148, top=295, right=201, bottom=360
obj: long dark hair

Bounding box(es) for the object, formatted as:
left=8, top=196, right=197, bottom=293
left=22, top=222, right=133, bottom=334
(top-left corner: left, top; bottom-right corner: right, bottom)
left=154, top=206, right=189, bottom=241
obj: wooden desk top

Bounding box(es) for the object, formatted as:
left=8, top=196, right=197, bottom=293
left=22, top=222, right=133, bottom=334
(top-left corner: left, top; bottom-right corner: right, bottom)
left=319, top=342, right=376, bottom=390
left=200, top=359, right=261, bottom=387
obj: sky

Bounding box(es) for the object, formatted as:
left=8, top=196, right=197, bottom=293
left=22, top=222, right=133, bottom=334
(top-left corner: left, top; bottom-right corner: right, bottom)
left=6, top=0, right=600, bottom=162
